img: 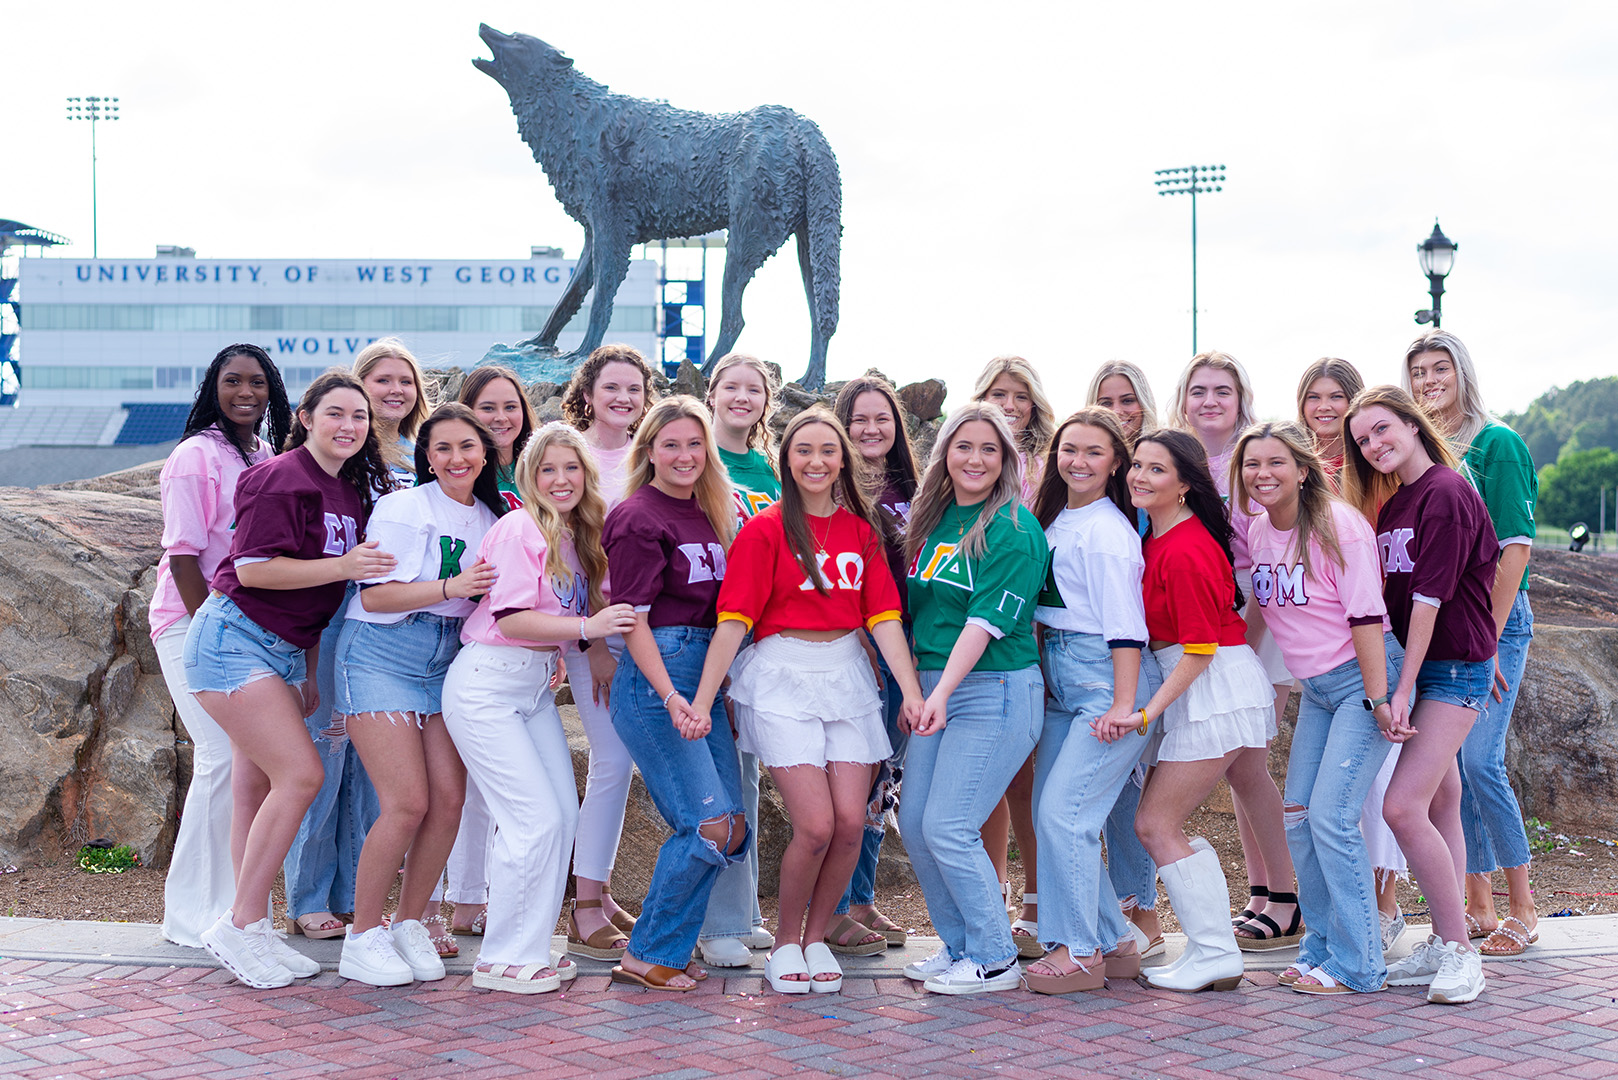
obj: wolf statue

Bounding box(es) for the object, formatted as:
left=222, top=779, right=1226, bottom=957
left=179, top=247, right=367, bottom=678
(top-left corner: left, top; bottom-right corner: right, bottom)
left=474, top=24, right=842, bottom=389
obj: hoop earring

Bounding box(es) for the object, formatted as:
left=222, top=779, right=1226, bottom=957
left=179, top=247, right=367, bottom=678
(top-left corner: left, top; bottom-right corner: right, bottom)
left=1178, top=493, right=1186, bottom=506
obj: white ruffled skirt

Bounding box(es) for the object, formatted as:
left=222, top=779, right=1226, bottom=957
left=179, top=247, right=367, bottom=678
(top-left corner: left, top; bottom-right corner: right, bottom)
left=728, top=631, right=891, bottom=768
left=1145, top=643, right=1276, bottom=764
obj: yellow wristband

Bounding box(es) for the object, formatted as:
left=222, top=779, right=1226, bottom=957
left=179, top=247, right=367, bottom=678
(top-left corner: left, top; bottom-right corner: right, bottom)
left=1137, top=708, right=1150, bottom=736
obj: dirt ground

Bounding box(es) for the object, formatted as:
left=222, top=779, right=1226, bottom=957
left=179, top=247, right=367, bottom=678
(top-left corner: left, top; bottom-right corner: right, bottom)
left=5, top=807, right=1613, bottom=938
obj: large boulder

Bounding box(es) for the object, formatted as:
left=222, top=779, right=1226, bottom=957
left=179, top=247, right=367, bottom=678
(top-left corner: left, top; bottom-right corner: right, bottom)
left=0, top=481, right=174, bottom=868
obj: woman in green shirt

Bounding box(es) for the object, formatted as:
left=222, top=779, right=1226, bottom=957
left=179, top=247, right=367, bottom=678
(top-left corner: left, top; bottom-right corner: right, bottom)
left=695, top=353, right=792, bottom=966
left=1404, top=329, right=1540, bottom=955
left=896, top=402, right=1049, bottom=995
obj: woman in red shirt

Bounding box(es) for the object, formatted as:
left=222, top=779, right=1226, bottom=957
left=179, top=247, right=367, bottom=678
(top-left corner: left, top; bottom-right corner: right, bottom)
left=1098, top=429, right=1275, bottom=992
left=690, top=408, right=924, bottom=994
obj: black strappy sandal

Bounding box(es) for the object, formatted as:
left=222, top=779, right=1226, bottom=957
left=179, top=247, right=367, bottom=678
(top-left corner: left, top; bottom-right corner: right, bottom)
left=1231, top=885, right=1269, bottom=928
left=1234, top=890, right=1304, bottom=951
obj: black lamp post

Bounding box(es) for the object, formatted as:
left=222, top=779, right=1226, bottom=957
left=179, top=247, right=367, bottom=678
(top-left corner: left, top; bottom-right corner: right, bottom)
left=1414, top=220, right=1456, bottom=328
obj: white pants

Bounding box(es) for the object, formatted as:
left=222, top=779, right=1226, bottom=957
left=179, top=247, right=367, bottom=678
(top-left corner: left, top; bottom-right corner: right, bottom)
left=157, top=617, right=237, bottom=948
left=442, top=642, right=578, bottom=967
left=565, top=639, right=634, bottom=883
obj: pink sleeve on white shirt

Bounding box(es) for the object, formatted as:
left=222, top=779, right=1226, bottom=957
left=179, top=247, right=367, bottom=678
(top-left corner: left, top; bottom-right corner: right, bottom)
left=481, top=514, right=551, bottom=616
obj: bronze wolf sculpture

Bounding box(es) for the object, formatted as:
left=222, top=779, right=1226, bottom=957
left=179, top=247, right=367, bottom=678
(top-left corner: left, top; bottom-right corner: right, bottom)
left=474, top=24, right=842, bottom=389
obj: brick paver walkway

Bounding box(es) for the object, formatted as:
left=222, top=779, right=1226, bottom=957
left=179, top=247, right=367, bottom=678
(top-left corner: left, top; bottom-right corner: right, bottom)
left=3, top=957, right=1615, bottom=1079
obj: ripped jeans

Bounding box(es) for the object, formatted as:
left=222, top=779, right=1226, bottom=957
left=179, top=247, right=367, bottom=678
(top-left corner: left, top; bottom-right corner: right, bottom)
left=611, top=625, right=749, bottom=969
left=1284, top=633, right=1403, bottom=993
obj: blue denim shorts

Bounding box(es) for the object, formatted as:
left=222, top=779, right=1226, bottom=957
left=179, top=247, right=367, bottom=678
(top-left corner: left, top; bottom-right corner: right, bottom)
left=333, top=612, right=464, bottom=717
left=183, top=592, right=307, bottom=695
left=1414, top=656, right=1494, bottom=711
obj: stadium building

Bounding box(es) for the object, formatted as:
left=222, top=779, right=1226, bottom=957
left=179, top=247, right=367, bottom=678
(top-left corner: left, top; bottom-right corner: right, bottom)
left=0, top=246, right=661, bottom=448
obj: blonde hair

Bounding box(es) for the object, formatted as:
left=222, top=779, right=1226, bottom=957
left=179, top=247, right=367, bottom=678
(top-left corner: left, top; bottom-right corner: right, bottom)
left=1402, top=329, right=1490, bottom=452
left=624, top=396, right=738, bottom=548
left=1341, top=385, right=1461, bottom=523
left=1170, top=351, right=1257, bottom=443
left=1085, top=360, right=1160, bottom=444
left=971, top=355, right=1056, bottom=457
left=354, top=338, right=432, bottom=440
left=1231, top=420, right=1345, bottom=579
left=705, top=353, right=778, bottom=455
left=513, top=424, right=609, bottom=614
left=906, top=402, right=1026, bottom=564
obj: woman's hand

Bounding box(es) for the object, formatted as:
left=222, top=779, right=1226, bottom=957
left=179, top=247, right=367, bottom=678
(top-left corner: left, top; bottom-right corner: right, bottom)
left=586, top=645, right=618, bottom=706
left=1090, top=704, right=1143, bottom=744
left=446, top=557, right=497, bottom=600
left=550, top=653, right=567, bottom=692
left=896, top=692, right=925, bottom=735
left=340, top=540, right=397, bottom=581
left=670, top=696, right=711, bottom=740
left=301, top=678, right=320, bottom=719
left=913, top=691, right=948, bottom=737
left=1384, top=684, right=1417, bottom=743
left=585, top=603, right=639, bottom=641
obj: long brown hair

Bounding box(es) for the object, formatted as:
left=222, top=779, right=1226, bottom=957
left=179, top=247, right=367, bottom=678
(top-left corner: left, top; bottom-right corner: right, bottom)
left=623, top=396, right=738, bottom=549
left=513, top=423, right=609, bottom=614
left=1341, top=385, right=1461, bottom=524
left=1033, top=408, right=1135, bottom=528
left=1230, top=420, right=1343, bottom=579
left=1135, top=428, right=1244, bottom=609
left=285, top=370, right=395, bottom=519
left=833, top=374, right=919, bottom=549
left=776, top=407, right=883, bottom=596
left=413, top=402, right=509, bottom=522
left=458, top=366, right=537, bottom=463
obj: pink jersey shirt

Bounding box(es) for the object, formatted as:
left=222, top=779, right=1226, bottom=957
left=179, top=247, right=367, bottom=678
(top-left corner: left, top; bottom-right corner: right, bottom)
left=459, top=509, right=589, bottom=649
left=1245, top=500, right=1390, bottom=679
left=149, top=429, right=272, bottom=639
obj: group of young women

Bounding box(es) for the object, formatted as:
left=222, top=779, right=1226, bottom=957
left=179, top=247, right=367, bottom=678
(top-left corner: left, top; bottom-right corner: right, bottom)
left=154, top=328, right=1537, bottom=1007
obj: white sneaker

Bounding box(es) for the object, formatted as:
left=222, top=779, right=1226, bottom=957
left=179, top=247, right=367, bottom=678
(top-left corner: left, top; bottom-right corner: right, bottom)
left=390, top=920, right=447, bottom=982
left=743, top=926, right=776, bottom=950
left=1427, top=941, right=1485, bottom=1005
left=903, top=945, right=954, bottom=981
left=1385, top=932, right=1445, bottom=986
left=923, top=957, right=1022, bottom=996
left=251, top=917, right=320, bottom=978
left=339, top=925, right=414, bottom=986
left=200, top=912, right=295, bottom=989
left=1380, top=909, right=1407, bottom=953
left=699, top=936, right=755, bottom=967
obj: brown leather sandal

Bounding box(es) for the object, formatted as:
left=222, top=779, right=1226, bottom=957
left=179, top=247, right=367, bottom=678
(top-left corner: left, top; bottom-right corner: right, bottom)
left=567, top=899, right=629, bottom=959
left=601, top=888, right=638, bottom=934
left=610, top=963, right=698, bottom=991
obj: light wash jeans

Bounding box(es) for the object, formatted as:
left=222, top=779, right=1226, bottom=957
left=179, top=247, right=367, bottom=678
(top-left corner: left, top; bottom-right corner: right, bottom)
left=837, top=647, right=908, bottom=915
left=1104, top=773, right=1157, bottom=911
left=1031, top=631, right=1162, bottom=954
left=156, top=616, right=237, bottom=947
left=1284, top=632, right=1403, bottom=993
left=441, top=642, right=578, bottom=968
left=612, top=625, right=749, bottom=969
left=283, top=598, right=379, bottom=920
left=1459, top=590, right=1534, bottom=874
left=899, top=666, right=1043, bottom=970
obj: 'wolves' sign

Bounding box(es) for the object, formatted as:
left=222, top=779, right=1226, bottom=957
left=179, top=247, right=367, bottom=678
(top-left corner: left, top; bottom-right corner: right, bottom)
left=474, top=25, right=842, bottom=388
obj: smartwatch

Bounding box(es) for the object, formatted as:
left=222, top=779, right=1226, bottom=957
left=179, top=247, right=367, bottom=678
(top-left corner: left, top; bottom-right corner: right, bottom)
left=1363, top=693, right=1390, bottom=711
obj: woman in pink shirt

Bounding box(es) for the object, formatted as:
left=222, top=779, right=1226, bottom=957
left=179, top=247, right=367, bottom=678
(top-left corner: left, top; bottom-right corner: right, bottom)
left=1234, top=421, right=1402, bottom=995
left=155, top=345, right=291, bottom=950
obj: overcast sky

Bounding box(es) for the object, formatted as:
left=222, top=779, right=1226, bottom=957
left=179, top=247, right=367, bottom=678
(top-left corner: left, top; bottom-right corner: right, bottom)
left=10, top=1, right=1616, bottom=419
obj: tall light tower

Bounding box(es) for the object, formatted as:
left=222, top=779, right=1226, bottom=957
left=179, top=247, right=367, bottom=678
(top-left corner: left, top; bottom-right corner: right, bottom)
left=1154, top=164, right=1225, bottom=354
left=65, top=96, right=121, bottom=258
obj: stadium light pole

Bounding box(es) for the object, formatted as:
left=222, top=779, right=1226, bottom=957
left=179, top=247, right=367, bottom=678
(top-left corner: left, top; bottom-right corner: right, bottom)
left=1154, top=164, right=1225, bottom=355
left=65, top=96, right=120, bottom=258
left=1414, top=220, right=1457, bottom=328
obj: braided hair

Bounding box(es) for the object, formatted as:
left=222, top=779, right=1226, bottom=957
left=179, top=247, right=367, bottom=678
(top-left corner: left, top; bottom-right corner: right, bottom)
left=182, top=344, right=292, bottom=464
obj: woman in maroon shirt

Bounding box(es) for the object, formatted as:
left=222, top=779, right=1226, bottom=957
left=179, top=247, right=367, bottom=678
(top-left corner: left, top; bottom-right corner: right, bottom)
left=1342, top=386, right=1496, bottom=1006
left=185, top=371, right=396, bottom=988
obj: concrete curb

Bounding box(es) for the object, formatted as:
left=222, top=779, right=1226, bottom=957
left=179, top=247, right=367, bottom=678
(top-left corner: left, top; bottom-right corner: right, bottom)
left=3, top=913, right=1615, bottom=978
